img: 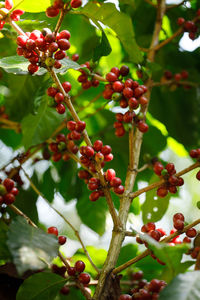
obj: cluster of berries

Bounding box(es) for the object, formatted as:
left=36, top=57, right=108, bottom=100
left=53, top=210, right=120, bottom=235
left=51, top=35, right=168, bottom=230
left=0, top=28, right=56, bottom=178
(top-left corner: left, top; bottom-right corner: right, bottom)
left=177, top=9, right=200, bottom=40
left=0, top=178, right=19, bottom=205
left=77, top=61, right=100, bottom=90
left=152, top=160, right=184, bottom=197
left=114, top=110, right=149, bottom=138
left=189, top=148, right=200, bottom=181
left=46, top=0, right=82, bottom=18
left=119, top=271, right=166, bottom=300
left=47, top=226, right=67, bottom=245
left=47, top=80, right=72, bottom=114
left=0, top=0, right=24, bottom=30
left=163, top=69, right=189, bottom=82
left=16, top=28, right=71, bottom=75
left=136, top=222, right=166, bottom=266
left=0, top=105, right=8, bottom=119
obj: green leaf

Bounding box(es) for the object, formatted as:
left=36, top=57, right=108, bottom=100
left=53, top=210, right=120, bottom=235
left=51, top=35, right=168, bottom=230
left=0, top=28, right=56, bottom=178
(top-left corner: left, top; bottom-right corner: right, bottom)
left=0, top=56, right=46, bottom=75
left=16, top=272, right=65, bottom=300
left=74, top=2, right=143, bottom=63
left=54, top=58, right=81, bottom=74
left=141, top=174, right=171, bottom=224
left=7, top=216, right=59, bottom=275
left=93, top=30, right=112, bottom=61
left=21, top=96, right=66, bottom=149
left=76, top=185, right=108, bottom=236
left=13, top=0, right=51, bottom=13
left=146, top=238, right=190, bottom=282
left=117, top=244, right=138, bottom=267
left=0, top=220, right=11, bottom=260
left=0, top=128, right=22, bottom=149
left=159, top=271, right=200, bottom=300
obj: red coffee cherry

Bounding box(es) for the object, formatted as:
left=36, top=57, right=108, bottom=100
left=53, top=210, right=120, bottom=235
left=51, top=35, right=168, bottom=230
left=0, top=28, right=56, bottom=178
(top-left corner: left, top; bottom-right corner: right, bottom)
left=60, top=286, right=70, bottom=295
left=93, top=140, right=103, bottom=152
left=3, top=178, right=14, bottom=192
left=196, top=170, right=200, bottom=181
left=78, top=273, right=90, bottom=284
left=114, top=185, right=124, bottom=195
left=57, top=30, right=71, bottom=40
left=57, top=39, right=71, bottom=50
left=70, top=0, right=82, bottom=8
left=101, top=145, right=112, bottom=155
left=89, top=191, right=100, bottom=201
left=118, top=295, right=132, bottom=300
left=56, top=103, right=66, bottom=114
left=76, top=121, right=86, bottom=132
left=67, top=266, right=76, bottom=276
left=106, top=169, right=116, bottom=182
left=186, top=228, right=197, bottom=238
left=120, top=65, right=129, bottom=76
left=173, top=213, right=185, bottom=222
left=55, top=92, right=64, bottom=103
left=138, top=121, right=149, bottom=133
left=58, top=236, right=67, bottom=245
left=75, top=260, right=85, bottom=273
left=106, top=72, right=117, bottom=82
left=157, top=186, right=168, bottom=198
left=4, top=193, right=15, bottom=205
left=174, top=219, right=184, bottom=231
left=48, top=226, right=58, bottom=236
left=46, top=6, right=59, bottom=17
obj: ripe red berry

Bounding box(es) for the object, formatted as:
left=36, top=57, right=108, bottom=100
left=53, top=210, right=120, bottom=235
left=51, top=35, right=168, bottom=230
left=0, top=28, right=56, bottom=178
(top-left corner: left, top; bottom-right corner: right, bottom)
left=104, top=153, right=113, bottom=162
left=134, top=87, right=144, bottom=98
left=181, top=70, right=188, bottom=79
left=11, top=187, right=19, bottom=196
left=118, top=295, right=132, bottom=300
left=46, top=6, right=59, bottom=17
left=49, top=142, right=59, bottom=152
left=67, top=120, right=76, bottom=131
left=110, top=177, right=121, bottom=187
left=153, top=162, right=164, bottom=176
left=148, top=279, right=163, bottom=293
left=93, top=140, right=103, bottom=152
left=85, top=146, right=94, bottom=158
left=48, top=42, right=59, bottom=53
left=75, top=260, right=85, bottom=273
left=165, top=163, right=175, bottom=174
left=186, top=228, right=197, bottom=238
left=53, top=0, right=64, bottom=9
left=115, top=126, right=125, bottom=137
left=139, top=96, right=148, bottom=106
left=58, top=236, right=67, bottom=245
left=123, top=111, right=133, bottom=123
left=57, top=30, right=71, bottom=40
left=168, top=175, right=179, bottom=186
left=67, top=266, right=76, bottom=276
left=164, top=70, right=173, bottom=79
left=57, top=39, right=71, bottom=50
left=48, top=226, right=58, bottom=236
left=28, top=64, right=39, bottom=74
left=89, top=191, right=100, bottom=201
left=78, top=273, right=90, bottom=284
left=113, top=81, right=124, bottom=92
left=123, top=87, right=133, bottom=99
left=72, top=53, right=79, bottom=61
left=173, top=213, right=185, bottom=222
left=56, top=103, right=66, bottom=114
left=71, top=0, right=82, bottom=8
left=54, top=60, right=62, bottom=69
left=106, top=169, right=116, bottom=182
left=119, top=98, right=128, bottom=108
left=71, top=130, right=81, bottom=140
left=75, top=121, right=86, bottom=132
left=114, top=185, right=124, bottom=195
left=78, top=170, right=90, bottom=180
left=55, top=92, right=64, bottom=103
left=26, top=39, right=36, bottom=51
left=149, top=230, right=161, bottom=241
left=138, top=121, right=149, bottom=133
left=174, top=73, right=182, bottom=81
left=62, top=81, right=71, bottom=93
left=174, top=219, right=184, bottom=230
left=111, top=67, right=120, bottom=77
left=128, top=97, right=139, bottom=109
left=177, top=17, right=185, bottom=26
left=52, top=152, right=62, bottom=162
left=3, top=178, right=14, bottom=192
left=157, top=186, right=168, bottom=198
left=17, top=35, right=28, bottom=47
left=60, top=286, right=70, bottom=295
left=196, top=170, right=200, bottom=181
left=183, top=236, right=191, bottom=243
left=106, top=72, right=117, bottom=82
left=4, top=193, right=15, bottom=205
left=101, top=145, right=112, bottom=155
left=120, top=65, right=129, bottom=76
left=5, top=0, right=13, bottom=10
left=55, top=50, right=66, bottom=60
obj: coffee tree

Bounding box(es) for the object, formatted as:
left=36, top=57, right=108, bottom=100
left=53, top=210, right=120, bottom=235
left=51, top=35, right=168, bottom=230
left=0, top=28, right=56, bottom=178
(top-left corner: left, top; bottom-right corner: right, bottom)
left=0, top=0, right=200, bottom=299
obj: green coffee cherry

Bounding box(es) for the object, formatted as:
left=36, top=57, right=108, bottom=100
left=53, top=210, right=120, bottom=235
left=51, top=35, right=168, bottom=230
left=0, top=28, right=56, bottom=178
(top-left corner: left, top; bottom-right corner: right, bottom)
left=137, top=112, right=144, bottom=120
left=112, top=92, right=122, bottom=102
left=45, top=57, right=55, bottom=67
left=0, top=184, right=6, bottom=196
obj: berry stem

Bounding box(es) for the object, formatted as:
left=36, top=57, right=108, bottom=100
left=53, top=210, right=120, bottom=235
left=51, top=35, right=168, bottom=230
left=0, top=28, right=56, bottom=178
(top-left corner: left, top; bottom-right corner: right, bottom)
left=54, top=3, right=68, bottom=36
left=9, top=19, right=26, bottom=35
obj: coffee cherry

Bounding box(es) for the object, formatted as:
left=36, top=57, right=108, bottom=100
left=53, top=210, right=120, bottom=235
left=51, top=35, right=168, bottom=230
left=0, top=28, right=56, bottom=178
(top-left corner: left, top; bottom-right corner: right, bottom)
left=106, top=72, right=117, bottom=82
left=26, top=39, right=36, bottom=51
left=119, top=98, right=128, bottom=108
left=55, top=50, right=66, bottom=60
left=101, top=145, right=112, bottom=155
left=134, top=87, right=144, bottom=98
left=114, top=185, right=124, bottom=194
left=174, top=219, right=184, bottom=230
left=138, top=121, right=149, bottom=133
left=174, top=73, right=182, bottom=81
left=5, top=0, right=13, bottom=10
left=168, top=175, right=179, bottom=186
left=112, top=92, right=122, bottom=102
left=104, top=153, right=113, bottom=162
left=153, top=162, right=164, bottom=176
left=58, top=236, right=67, bottom=245
left=56, top=103, right=65, bottom=114
left=48, top=226, right=58, bottom=236
left=17, top=35, right=28, bottom=47
left=186, top=228, right=197, bottom=238
left=54, top=60, right=62, bottom=69
left=93, top=140, right=103, bottom=152
left=3, top=178, right=14, bottom=192
left=4, top=193, right=15, bottom=205
left=60, top=286, right=70, bottom=295
left=177, top=17, right=185, bottom=26
left=106, top=169, right=116, bottom=182
left=78, top=170, right=90, bottom=180
left=75, top=260, right=85, bottom=273
left=67, top=120, right=76, bottom=131
left=157, top=186, right=168, bottom=198
left=78, top=273, right=90, bottom=284
left=183, top=236, right=191, bottom=243
left=128, top=97, right=139, bottom=109
left=48, top=42, right=59, bottom=53
left=118, top=295, right=132, bottom=300
left=28, top=64, right=39, bottom=74
left=46, top=6, right=59, bottom=17
left=49, top=142, right=59, bottom=152
left=173, top=213, right=184, bottom=222
left=115, top=127, right=125, bottom=137
left=89, top=191, right=100, bottom=201
left=113, top=81, right=124, bottom=92
left=196, top=170, right=200, bottom=181
left=123, top=111, right=133, bottom=123
left=67, top=266, right=76, bottom=276
left=62, top=81, right=71, bottom=93
left=123, top=87, right=133, bottom=99
left=111, top=67, right=120, bottom=77
left=55, top=92, right=64, bottom=103
left=95, top=152, right=104, bottom=163
left=85, top=146, right=94, bottom=157
left=149, top=279, right=162, bottom=293
left=53, top=0, right=64, bottom=9
left=71, top=130, right=81, bottom=140
left=165, top=163, right=175, bottom=174
left=120, top=65, right=129, bottom=76
left=75, top=121, right=86, bottom=132
left=57, top=30, right=71, bottom=40
left=110, top=177, right=121, bottom=187
left=149, top=230, right=161, bottom=241
left=72, top=53, right=79, bottom=61
left=71, top=0, right=82, bottom=8
left=139, top=96, right=148, bottom=106
left=181, top=70, right=188, bottom=79
left=57, top=39, right=70, bottom=50
left=11, top=187, right=19, bottom=196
